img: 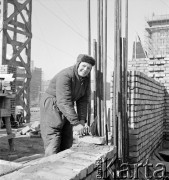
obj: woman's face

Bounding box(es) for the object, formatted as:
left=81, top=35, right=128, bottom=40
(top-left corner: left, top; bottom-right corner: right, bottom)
left=78, top=62, right=92, bottom=77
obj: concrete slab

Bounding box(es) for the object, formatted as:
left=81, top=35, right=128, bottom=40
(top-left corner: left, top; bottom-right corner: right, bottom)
left=0, top=160, right=23, bottom=176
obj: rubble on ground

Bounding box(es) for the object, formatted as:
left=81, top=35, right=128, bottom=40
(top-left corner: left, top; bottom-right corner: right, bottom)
left=19, top=121, right=41, bottom=138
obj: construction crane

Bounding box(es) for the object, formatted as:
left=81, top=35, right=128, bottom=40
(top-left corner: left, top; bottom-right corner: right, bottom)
left=0, top=0, right=32, bottom=122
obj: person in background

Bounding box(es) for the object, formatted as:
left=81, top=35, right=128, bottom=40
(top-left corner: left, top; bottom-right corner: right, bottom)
left=40, top=54, right=95, bottom=156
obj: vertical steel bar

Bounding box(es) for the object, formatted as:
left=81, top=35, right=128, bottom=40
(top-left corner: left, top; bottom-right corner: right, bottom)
left=122, top=37, right=126, bottom=161
left=124, top=0, right=129, bottom=162
left=87, top=0, right=91, bottom=126
left=97, top=0, right=101, bottom=136
left=88, top=0, right=91, bottom=55
left=100, top=0, right=104, bottom=136
left=116, top=0, right=120, bottom=156
left=93, top=39, right=97, bottom=119
left=113, top=0, right=118, bottom=146
left=118, top=0, right=123, bottom=161
left=103, top=0, right=107, bottom=136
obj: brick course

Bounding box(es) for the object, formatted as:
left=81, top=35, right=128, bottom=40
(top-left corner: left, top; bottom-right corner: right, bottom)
left=1, top=145, right=116, bottom=180
left=128, top=71, right=165, bottom=163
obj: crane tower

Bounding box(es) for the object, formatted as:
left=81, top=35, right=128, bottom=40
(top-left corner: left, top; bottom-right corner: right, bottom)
left=0, top=0, right=32, bottom=122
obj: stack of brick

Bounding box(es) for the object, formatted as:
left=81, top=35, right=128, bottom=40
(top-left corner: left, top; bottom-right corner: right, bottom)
left=0, top=65, right=16, bottom=115
left=128, top=71, right=165, bottom=163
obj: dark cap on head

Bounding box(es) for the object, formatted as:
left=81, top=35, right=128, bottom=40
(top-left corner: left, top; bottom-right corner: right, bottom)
left=77, top=54, right=95, bottom=66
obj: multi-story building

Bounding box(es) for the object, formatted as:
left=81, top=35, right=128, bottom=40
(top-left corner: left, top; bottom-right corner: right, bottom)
left=145, top=14, right=169, bottom=57
left=30, top=67, right=42, bottom=106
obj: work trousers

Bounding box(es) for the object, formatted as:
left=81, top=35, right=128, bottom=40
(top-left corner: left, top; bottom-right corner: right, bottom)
left=40, top=93, right=73, bottom=156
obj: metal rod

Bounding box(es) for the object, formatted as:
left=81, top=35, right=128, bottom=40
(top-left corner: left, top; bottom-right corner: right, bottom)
left=103, top=0, right=107, bottom=136
left=93, top=39, right=97, bottom=119
left=88, top=0, right=91, bottom=55
left=87, top=0, right=91, bottom=126
left=118, top=0, right=123, bottom=161
left=112, top=0, right=118, bottom=146
left=122, top=37, right=126, bottom=161
left=97, top=0, right=101, bottom=136
left=124, top=0, right=129, bottom=162
left=100, top=0, right=104, bottom=136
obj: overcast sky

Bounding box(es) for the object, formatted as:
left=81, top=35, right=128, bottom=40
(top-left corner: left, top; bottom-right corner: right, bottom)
left=31, top=0, right=169, bottom=81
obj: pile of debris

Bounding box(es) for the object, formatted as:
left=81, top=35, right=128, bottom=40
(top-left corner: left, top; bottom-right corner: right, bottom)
left=19, top=121, right=41, bottom=138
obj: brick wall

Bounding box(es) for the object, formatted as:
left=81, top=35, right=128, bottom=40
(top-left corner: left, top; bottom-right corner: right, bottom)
left=128, top=71, right=165, bottom=163
left=1, top=145, right=116, bottom=180
left=128, top=56, right=169, bottom=141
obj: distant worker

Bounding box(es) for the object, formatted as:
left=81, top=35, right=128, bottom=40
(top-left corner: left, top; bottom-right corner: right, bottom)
left=40, top=54, right=95, bottom=156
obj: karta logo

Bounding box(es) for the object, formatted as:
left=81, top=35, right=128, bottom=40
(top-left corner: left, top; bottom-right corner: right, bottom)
left=96, top=158, right=168, bottom=179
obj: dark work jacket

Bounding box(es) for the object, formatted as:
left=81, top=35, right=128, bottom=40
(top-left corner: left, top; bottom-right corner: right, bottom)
left=46, top=65, right=90, bottom=125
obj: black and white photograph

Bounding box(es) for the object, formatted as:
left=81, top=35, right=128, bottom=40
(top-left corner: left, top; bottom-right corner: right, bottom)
left=0, top=0, right=169, bottom=179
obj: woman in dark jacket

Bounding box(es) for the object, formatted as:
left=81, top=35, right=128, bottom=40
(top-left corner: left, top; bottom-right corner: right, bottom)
left=40, top=54, right=95, bottom=156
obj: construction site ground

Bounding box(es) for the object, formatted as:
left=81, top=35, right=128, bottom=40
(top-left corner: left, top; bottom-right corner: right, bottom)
left=0, top=107, right=169, bottom=179
left=0, top=107, right=44, bottom=161
left=0, top=107, right=110, bottom=162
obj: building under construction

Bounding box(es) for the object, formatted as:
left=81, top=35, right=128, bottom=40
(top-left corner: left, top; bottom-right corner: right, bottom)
left=145, top=14, right=169, bottom=57
left=1, top=1, right=169, bottom=180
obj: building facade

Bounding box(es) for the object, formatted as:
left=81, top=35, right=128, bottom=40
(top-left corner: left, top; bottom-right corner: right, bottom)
left=145, top=14, right=169, bottom=57
left=30, top=67, right=42, bottom=106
